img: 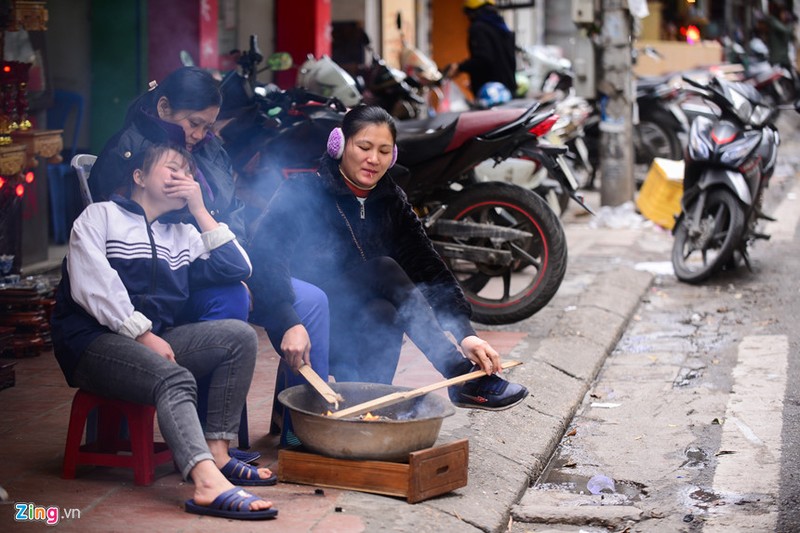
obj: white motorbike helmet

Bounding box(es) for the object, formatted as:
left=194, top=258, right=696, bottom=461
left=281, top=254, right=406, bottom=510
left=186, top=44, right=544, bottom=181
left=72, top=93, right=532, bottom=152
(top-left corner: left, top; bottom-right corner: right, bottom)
left=400, top=45, right=443, bottom=85
left=296, top=55, right=362, bottom=107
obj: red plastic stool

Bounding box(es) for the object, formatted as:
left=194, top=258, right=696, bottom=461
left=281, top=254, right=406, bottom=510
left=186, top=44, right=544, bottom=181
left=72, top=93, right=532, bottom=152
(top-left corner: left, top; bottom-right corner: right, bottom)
left=62, top=390, right=173, bottom=486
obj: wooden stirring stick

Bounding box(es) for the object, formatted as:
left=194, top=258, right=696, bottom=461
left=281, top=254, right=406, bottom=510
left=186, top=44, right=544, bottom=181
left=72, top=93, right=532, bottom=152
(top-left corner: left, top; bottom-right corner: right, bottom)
left=328, top=360, right=522, bottom=420
left=298, top=364, right=344, bottom=410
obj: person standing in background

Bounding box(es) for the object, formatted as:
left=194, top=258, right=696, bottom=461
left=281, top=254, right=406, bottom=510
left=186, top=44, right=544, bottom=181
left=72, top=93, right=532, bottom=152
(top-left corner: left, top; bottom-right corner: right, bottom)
left=445, top=0, right=517, bottom=98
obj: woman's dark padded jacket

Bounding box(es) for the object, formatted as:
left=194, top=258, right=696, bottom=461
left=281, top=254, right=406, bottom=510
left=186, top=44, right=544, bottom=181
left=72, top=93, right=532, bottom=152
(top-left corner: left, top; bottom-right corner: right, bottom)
left=90, top=105, right=248, bottom=244
left=247, top=155, right=477, bottom=343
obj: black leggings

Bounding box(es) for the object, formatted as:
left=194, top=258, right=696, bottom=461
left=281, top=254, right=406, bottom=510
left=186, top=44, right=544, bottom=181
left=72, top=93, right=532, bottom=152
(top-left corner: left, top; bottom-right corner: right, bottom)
left=322, top=257, right=473, bottom=384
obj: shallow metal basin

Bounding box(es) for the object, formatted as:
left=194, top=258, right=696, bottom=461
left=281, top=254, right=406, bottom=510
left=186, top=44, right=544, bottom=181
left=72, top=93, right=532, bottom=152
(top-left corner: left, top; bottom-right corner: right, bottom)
left=277, top=381, right=455, bottom=462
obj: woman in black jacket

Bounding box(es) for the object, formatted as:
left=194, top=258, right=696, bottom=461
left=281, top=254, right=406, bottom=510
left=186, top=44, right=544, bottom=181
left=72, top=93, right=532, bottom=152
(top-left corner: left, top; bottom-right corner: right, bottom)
left=249, top=105, right=527, bottom=411
left=90, top=67, right=251, bottom=323
left=90, top=67, right=332, bottom=455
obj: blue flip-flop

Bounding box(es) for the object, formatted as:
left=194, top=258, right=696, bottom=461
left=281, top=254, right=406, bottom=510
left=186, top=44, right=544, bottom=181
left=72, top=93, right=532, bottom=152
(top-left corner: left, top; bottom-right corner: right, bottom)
left=220, top=457, right=278, bottom=486
left=185, top=487, right=277, bottom=520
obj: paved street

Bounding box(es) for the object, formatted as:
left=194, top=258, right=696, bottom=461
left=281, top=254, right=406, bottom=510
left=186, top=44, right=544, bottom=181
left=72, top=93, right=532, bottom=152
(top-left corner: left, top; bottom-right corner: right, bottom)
left=511, top=119, right=800, bottom=532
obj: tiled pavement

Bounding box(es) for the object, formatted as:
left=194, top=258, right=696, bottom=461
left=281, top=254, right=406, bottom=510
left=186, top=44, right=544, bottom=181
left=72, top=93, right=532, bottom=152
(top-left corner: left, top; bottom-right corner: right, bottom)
left=0, top=325, right=527, bottom=532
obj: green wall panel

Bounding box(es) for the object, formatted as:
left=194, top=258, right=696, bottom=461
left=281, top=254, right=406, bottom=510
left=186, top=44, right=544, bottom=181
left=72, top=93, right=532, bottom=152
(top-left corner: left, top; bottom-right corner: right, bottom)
left=89, top=0, right=147, bottom=153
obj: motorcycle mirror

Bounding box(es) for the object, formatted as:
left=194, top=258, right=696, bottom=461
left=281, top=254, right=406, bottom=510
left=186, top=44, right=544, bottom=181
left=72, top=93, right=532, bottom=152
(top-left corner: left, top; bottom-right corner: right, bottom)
left=265, top=52, right=293, bottom=71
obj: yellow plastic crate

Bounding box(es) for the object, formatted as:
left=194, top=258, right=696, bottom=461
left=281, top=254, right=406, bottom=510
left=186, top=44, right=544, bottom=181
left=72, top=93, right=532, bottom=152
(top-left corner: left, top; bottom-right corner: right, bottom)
left=636, top=157, right=684, bottom=229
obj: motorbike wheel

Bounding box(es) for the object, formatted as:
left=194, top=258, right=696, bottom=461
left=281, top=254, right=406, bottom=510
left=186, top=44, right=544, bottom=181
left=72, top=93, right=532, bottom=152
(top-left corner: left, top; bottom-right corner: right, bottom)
left=441, top=182, right=568, bottom=325
left=634, top=118, right=683, bottom=164
left=671, top=188, right=746, bottom=284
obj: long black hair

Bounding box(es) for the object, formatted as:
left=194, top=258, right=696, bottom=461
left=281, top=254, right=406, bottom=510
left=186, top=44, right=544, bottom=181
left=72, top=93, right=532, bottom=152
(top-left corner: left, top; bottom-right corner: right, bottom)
left=127, top=67, right=222, bottom=119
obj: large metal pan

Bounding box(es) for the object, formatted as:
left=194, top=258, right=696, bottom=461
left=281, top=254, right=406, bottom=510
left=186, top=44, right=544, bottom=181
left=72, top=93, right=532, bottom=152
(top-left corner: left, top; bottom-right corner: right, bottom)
left=278, top=382, right=455, bottom=462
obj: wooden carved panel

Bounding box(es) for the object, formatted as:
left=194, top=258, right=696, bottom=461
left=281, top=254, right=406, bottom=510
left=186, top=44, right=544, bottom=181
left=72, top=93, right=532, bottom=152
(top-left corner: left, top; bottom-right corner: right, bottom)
left=0, top=143, right=26, bottom=175
left=9, top=1, right=48, bottom=32
left=10, top=129, right=63, bottom=167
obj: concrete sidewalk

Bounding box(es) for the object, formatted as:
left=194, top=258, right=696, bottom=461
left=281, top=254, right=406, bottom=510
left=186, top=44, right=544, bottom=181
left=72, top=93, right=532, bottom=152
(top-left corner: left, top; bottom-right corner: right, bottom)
left=0, top=190, right=671, bottom=532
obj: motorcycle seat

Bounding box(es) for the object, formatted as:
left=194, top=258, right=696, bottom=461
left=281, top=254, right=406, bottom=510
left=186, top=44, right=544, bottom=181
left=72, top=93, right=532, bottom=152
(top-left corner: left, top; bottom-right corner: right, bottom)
left=396, top=113, right=460, bottom=166
left=396, top=108, right=529, bottom=166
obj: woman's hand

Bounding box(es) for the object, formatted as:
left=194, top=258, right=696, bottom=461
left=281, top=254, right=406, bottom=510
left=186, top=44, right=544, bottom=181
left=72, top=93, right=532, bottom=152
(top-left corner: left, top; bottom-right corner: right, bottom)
left=460, top=335, right=502, bottom=375
left=136, top=331, right=176, bottom=363
left=165, top=169, right=219, bottom=232
left=165, top=170, right=206, bottom=216
left=281, top=324, right=311, bottom=373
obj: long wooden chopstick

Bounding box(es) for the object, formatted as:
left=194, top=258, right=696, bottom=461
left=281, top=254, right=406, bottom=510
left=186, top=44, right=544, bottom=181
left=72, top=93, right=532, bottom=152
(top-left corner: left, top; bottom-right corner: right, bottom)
left=299, top=364, right=344, bottom=409
left=328, top=360, right=522, bottom=419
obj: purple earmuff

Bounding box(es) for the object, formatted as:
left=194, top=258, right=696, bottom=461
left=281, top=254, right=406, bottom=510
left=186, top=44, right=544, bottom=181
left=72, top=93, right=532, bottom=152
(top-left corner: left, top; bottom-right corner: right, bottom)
left=327, top=127, right=398, bottom=168
left=327, top=127, right=346, bottom=160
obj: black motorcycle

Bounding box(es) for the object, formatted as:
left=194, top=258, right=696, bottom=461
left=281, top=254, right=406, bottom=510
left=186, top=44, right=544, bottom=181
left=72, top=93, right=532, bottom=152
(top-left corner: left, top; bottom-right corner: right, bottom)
left=218, top=37, right=585, bottom=324
left=392, top=104, right=591, bottom=324
left=671, top=75, right=783, bottom=283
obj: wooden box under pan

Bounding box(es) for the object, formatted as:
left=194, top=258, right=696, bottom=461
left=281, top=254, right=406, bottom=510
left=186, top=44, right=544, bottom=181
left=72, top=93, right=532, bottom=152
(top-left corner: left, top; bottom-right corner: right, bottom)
left=278, top=438, right=468, bottom=503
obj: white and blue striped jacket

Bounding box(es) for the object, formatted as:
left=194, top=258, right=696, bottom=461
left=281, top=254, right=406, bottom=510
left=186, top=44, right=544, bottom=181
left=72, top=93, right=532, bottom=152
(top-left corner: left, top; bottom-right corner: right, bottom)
left=51, top=196, right=252, bottom=384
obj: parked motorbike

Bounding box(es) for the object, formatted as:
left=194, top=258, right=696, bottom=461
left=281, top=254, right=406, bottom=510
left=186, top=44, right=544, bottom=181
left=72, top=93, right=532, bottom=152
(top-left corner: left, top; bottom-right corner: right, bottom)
left=671, top=75, right=783, bottom=283
left=220, top=37, right=584, bottom=324
left=488, top=91, right=595, bottom=216
left=515, top=44, right=574, bottom=97
left=392, top=103, right=588, bottom=323
left=633, top=73, right=688, bottom=165
left=727, top=37, right=797, bottom=119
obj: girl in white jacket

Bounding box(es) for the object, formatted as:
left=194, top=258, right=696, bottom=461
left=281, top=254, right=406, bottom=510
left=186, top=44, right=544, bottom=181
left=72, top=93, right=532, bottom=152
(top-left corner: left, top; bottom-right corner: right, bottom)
left=51, top=145, right=278, bottom=520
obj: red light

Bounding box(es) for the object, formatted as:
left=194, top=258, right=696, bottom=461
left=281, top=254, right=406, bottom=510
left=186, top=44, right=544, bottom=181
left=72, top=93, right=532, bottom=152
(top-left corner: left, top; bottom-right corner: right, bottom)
left=24, top=171, right=34, bottom=183
left=529, top=115, right=559, bottom=137
left=685, top=25, right=700, bottom=44
left=2, top=65, right=10, bottom=73
left=0, top=177, right=5, bottom=189
left=15, top=184, right=24, bottom=197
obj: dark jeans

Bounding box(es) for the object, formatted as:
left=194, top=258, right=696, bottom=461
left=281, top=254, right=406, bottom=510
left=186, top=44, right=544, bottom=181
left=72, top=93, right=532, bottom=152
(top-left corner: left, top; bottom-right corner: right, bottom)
left=322, top=257, right=473, bottom=384
left=71, top=319, right=258, bottom=479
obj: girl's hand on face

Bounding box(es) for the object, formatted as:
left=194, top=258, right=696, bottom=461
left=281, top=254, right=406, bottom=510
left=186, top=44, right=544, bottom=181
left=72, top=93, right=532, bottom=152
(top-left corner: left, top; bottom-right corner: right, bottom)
left=136, top=331, right=176, bottom=363
left=164, top=168, right=207, bottom=216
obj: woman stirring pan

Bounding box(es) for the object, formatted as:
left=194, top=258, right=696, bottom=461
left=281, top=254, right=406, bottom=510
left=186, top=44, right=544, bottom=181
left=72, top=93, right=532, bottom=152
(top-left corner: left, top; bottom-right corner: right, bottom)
left=248, top=105, right=528, bottom=423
